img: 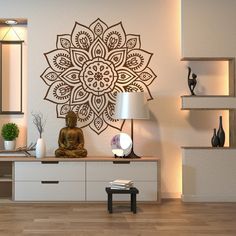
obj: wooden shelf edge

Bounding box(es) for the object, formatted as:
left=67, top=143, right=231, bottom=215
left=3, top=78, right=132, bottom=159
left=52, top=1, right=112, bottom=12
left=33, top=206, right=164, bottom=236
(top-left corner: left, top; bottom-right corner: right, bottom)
left=0, top=156, right=160, bottom=162
left=181, top=95, right=233, bottom=98
left=181, top=57, right=234, bottom=61
left=181, top=146, right=233, bottom=149
left=181, top=108, right=231, bottom=110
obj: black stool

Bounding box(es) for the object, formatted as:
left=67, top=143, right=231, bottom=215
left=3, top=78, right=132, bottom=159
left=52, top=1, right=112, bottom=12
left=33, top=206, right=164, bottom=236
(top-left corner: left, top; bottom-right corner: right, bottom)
left=105, top=187, right=139, bottom=214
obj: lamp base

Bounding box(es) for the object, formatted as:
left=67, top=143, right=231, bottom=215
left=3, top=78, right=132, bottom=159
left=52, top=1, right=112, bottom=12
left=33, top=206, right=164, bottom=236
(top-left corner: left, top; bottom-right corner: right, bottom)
left=114, top=150, right=141, bottom=159
left=125, top=150, right=141, bottom=159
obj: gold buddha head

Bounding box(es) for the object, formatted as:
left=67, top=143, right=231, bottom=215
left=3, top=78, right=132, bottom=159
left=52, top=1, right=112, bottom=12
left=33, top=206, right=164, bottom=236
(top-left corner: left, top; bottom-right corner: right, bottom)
left=65, top=111, right=77, bottom=128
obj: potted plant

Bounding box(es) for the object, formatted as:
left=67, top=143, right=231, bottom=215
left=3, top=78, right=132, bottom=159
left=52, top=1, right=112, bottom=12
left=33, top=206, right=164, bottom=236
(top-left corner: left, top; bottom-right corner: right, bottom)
left=1, top=123, right=19, bottom=150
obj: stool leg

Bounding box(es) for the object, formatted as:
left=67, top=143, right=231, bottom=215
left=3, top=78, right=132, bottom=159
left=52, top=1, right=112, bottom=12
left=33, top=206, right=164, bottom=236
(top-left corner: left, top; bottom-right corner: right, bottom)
left=131, top=193, right=137, bottom=214
left=108, top=193, right=112, bottom=213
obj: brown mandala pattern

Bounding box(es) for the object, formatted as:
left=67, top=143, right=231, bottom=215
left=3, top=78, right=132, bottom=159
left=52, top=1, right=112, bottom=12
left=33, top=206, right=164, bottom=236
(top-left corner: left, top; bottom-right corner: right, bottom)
left=41, top=19, right=156, bottom=134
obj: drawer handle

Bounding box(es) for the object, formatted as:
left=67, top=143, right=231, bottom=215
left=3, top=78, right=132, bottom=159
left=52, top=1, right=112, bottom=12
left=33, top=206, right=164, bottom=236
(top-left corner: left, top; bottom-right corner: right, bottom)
left=41, top=161, right=59, bottom=164
left=113, top=161, right=130, bottom=164
left=41, top=181, right=59, bottom=184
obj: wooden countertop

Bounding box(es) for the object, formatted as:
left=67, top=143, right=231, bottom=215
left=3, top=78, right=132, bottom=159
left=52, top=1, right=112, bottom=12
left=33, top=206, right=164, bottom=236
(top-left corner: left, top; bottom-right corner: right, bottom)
left=181, top=146, right=234, bottom=149
left=0, top=156, right=160, bottom=162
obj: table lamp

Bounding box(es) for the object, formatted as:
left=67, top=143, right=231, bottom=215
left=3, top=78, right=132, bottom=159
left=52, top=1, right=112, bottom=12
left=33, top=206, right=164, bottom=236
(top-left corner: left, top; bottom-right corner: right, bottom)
left=114, top=92, right=150, bottom=158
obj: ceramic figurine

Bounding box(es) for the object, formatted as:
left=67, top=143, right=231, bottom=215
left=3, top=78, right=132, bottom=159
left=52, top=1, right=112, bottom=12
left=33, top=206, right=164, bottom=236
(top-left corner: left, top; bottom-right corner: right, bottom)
left=187, top=67, right=197, bottom=95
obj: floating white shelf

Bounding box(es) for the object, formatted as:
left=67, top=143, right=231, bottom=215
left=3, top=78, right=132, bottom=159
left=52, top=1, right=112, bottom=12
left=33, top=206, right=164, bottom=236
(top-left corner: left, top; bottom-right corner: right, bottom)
left=181, top=95, right=236, bottom=110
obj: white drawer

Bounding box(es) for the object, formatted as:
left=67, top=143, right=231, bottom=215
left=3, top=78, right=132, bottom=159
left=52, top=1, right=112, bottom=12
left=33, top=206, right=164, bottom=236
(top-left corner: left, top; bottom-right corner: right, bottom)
left=14, top=181, right=85, bottom=201
left=14, top=161, right=85, bottom=181
left=86, top=181, right=158, bottom=201
left=86, top=161, right=157, bottom=181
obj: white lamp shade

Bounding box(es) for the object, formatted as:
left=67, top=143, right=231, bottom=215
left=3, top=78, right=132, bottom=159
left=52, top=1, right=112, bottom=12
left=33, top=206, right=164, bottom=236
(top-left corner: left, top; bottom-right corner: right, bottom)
left=114, top=92, right=149, bottom=119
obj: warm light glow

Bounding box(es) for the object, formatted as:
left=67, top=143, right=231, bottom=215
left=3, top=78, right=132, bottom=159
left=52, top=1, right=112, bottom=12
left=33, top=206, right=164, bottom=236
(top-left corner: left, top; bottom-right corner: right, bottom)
left=222, top=61, right=229, bottom=95
left=0, top=26, right=25, bottom=41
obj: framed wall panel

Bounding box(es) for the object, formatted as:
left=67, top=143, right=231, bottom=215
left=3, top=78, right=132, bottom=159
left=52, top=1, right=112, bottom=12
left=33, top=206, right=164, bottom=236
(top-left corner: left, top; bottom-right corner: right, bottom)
left=0, top=40, right=24, bottom=114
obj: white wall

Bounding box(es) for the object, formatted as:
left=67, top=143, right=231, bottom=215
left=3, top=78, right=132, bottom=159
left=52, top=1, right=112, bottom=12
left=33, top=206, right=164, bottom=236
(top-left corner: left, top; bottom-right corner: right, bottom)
left=0, top=0, right=229, bottom=198
left=182, top=0, right=236, bottom=57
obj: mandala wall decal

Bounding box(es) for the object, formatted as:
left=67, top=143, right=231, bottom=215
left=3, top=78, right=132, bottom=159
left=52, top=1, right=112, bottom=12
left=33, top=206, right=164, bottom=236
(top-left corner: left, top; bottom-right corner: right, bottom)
left=41, top=18, right=156, bottom=134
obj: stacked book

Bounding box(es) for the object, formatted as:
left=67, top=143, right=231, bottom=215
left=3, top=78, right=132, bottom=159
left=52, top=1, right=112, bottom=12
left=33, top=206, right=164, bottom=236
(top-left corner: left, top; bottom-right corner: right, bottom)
left=110, top=179, right=134, bottom=190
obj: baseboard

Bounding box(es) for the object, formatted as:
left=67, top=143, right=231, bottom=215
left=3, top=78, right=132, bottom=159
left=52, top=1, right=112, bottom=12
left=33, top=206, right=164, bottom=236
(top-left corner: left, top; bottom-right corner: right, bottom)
left=181, top=194, right=236, bottom=202
left=161, top=192, right=181, bottom=199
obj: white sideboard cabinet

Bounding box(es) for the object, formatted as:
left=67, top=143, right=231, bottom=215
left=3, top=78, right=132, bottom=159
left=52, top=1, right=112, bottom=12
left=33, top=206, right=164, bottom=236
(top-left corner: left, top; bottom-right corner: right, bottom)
left=0, top=156, right=160, bottom=202
left=14, top=161, right=86, bottom=201
left=182, top=148, right=236, bottom=202
left=86, top=161, right=158, bottom=201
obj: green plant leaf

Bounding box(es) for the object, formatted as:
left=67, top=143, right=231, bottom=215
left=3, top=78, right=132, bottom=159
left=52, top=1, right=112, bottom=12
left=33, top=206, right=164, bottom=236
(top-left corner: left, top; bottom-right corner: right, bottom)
left=1, top=123, right=19, bottom=141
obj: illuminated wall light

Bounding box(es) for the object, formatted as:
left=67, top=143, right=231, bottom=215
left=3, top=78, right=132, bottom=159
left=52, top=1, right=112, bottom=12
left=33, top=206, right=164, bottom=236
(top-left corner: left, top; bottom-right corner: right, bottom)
left=5, top=19, right=18, bottom=25
left=1, top=19, right=22, bottom=41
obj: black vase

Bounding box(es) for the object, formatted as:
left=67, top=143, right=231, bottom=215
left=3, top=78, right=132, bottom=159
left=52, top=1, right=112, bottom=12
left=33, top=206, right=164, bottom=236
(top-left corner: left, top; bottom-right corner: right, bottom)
left=217, top=116, right=225, bottom=147
left=211, top=128, right=219, bottom=147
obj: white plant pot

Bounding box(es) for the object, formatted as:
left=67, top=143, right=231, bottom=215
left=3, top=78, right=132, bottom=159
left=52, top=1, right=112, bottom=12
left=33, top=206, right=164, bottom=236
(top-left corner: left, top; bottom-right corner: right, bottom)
left=36, top=138, right=46, bottom=158
left=4, top=140, right=16, bottom=150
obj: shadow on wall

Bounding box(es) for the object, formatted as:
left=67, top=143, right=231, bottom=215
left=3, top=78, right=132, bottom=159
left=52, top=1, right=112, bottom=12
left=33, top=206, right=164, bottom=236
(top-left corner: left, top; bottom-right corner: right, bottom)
left=144, top=111, right=162, bottom=157
left=121, top=115, right=161, bottom=157
left=0, top=137, right=3, bottom=149
left=149, top=96, right=186, bottom=127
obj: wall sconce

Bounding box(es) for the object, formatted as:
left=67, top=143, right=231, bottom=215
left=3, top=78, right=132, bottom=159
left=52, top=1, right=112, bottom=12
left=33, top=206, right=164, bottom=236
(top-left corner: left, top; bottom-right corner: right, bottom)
left=5, top=20, right=18, bottom=25
left=2, top=19, right=22, bottom=41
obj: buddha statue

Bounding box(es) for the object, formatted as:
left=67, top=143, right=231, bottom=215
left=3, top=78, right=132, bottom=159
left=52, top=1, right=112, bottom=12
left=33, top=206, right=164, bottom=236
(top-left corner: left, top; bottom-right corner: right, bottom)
left=55, top=111, right=87, bottom=158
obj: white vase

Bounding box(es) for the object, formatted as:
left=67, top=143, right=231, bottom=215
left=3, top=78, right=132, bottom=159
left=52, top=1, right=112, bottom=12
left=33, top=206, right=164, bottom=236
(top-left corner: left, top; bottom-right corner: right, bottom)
left=4, top=140, right=16, bottom=150
left=36, top=138, right=46, bottom=158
